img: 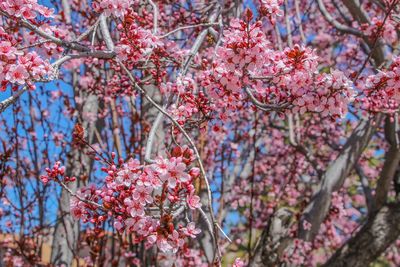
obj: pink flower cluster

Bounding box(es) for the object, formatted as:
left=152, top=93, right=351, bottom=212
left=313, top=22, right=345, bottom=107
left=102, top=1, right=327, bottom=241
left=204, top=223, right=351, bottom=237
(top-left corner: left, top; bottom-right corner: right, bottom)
left=169, top=90, right=212, bottom=128
left=0, top=36, right=53, bottom=91
left=363, top=17, right=398, bottom=45
left=0, top=0, right=54, bottom=20
left=201, top=19, right=267, bottom=119
left=66, top=146, right=202, bottom=254
left=281, top=239, right=312, bottom=265
left=173, top=247, right=208, bottom=266
left=92, top=0, right=132, bottom=17
left=203, top=19, right=354, bottom=118
left=385, top=240, right=400, bottom=266
left=360, top=56, right=400, bottom=113
left=40, top=161, right=75, bottom=184
left=259, top=0, right=284, bottom=24
left=115, top=18, right=161, bottom=65
left=4, top=249, right=24, bottom=267
left=233, top=258, right=245, bottom=267
left=288, top=69, right=354, bottom=117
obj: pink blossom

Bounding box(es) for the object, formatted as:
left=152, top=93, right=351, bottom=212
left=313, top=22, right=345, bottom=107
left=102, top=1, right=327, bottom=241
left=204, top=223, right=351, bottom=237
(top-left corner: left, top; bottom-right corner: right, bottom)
left=160, top=158, right=190, bottom=188
left=157, top=237, right=173, bottom=253
left=187, top=193, right=201, bottom=210
left=182, top=222, right=201, bottom=238
left=132, top=186, right=153, bottom=205
left=93, top=0, right=131, bottom=17
left=233, top=258, right=245, bottom=267
left=168, top=230, right=185, bottom=252
left=303, top=220, right=312, bottom=231
left=6, top=65, right=29, bottom=85
left=125, top=198, right=145, bottom=217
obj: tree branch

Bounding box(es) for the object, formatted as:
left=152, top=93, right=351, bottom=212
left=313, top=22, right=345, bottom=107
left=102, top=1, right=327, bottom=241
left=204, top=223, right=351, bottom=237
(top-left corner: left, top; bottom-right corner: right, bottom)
left=0, top=10, right=90, bottom=52
left=298, top=114, right=383, bottom=241
left=373, top=118, right=400, bottom=212
left=323, top=203, right=400, bottom=267
left=316, top=0, right=364, bottom=37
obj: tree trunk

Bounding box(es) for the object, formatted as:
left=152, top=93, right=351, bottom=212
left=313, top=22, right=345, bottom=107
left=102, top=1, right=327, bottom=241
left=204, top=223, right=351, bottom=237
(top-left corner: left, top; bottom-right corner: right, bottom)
left=51, top=87, right=99, bottom=266
left=323, top=203, right=400, bottom=267
left=249, top=208, right=293, bottom=267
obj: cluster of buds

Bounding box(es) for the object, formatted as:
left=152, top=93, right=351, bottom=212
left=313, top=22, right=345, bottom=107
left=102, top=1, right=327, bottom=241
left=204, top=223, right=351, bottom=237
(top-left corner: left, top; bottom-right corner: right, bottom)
left=40, top=161, right=75, bottom=185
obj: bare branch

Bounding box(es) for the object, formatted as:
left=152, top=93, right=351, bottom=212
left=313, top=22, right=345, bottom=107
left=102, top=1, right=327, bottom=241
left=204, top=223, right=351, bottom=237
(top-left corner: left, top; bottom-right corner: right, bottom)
left=158, top=23, right=219, bottom=38
left=144, top=112, right=163, bottom=163
left=0, top=87, right=28, bottom=114
left=0, top=10, right=90, bottom=52
left=99, top=14, right=115, bottom=51
left=0, top=51, right=115, bottom=114
left=147, top=0, right=158, bottom=34
left=355, top=165, right=375, bottom=213
left=316, top=0, right=364, bottom=37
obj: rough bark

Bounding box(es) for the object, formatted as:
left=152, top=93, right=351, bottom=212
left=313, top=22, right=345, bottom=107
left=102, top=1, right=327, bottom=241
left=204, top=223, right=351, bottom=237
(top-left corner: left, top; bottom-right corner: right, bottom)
left=249, top=208, right=293, bottom=267
left=323, top=203, right=400, bottom=267
left=198, top=190, right=216, bottom=263
left=373, top=119, right=400, bottom=212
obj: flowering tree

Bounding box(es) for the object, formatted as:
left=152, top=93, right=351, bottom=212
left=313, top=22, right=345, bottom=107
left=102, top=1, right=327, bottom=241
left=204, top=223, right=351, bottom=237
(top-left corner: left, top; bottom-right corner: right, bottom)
left=1, top=0, right=400, bottom=266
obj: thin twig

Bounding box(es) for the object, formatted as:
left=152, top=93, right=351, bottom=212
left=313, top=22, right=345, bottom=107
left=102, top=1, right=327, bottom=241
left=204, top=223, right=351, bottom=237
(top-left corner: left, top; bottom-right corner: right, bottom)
left=158, top=23, right=219, bottom=38
left=57, top=180, right=103, bottom=209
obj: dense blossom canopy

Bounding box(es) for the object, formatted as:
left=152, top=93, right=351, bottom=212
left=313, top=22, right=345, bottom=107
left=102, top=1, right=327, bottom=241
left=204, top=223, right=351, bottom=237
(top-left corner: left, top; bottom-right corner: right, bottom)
left=0, top=0, right=400, bottom=266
